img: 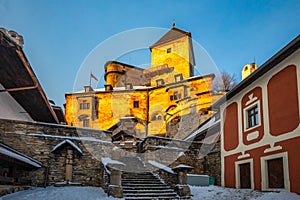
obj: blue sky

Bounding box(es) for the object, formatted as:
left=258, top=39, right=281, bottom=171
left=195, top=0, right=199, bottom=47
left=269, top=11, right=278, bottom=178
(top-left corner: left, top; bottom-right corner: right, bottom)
left=1, top=0, right=300, bottom=107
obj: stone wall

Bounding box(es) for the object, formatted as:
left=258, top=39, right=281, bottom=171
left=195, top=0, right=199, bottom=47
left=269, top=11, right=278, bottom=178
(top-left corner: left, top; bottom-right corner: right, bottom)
left=139, top=136, right=221, bottom=186
left=0, top=118, right=114, bottom=187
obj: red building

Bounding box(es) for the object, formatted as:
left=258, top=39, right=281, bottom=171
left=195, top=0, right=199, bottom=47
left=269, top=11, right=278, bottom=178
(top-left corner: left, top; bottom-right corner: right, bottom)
left=214, top=35, right=300, bottom=193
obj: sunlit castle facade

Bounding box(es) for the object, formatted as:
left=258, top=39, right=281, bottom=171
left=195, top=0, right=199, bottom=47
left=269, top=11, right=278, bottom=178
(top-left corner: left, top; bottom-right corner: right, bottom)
left=65, top=27, right=215, bottom=138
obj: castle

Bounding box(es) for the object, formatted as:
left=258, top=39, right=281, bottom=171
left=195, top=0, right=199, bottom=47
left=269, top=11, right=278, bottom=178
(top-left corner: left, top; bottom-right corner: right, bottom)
left=65, top=26, right=214, bottom=138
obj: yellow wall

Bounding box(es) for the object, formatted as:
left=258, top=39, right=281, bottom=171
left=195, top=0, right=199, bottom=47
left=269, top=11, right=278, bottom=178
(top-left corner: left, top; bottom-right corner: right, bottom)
left=65, top=28, right=217, bottom=137
left=65, top=75, right=214, bottom=137
left=151, top=36, right=192, bottom=83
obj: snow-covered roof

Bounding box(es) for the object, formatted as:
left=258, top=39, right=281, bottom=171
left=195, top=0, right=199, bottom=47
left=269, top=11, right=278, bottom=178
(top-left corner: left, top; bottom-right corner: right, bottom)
left=173, top=164, right=194, bottom=170
left=101, top=157, right=125, bottom=167
left=26, top=133, right=111, bottom=144
left=51, top=139, right=83, bottom=154
left=0, top=143, right=42, bottom=168
left=67, top=85, right=153, bottom=94
left=184, top=116, right=220, bottom=141
left=148, top=160, right=175, bottom=174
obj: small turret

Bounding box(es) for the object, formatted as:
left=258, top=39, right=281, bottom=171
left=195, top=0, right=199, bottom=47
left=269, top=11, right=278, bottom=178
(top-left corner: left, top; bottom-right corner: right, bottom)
left=242, top=63, right=258, bottom=80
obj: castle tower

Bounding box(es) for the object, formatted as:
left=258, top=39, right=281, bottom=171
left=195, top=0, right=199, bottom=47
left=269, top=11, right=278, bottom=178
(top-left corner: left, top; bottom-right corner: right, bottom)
left=149, top=26, right=195, bottom=84
left=242, top=63, right=258, bottom=80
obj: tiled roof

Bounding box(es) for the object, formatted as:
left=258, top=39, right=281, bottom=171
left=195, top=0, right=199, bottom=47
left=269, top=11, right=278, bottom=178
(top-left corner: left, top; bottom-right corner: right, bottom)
left=150, top=27, right=191, bottom=48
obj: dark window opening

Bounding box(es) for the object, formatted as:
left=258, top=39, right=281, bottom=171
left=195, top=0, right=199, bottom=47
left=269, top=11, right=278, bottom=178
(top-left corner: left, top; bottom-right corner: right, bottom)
left=167, top=48, right=171, bottom=53
left=247, top=105, right=259, bottom=128
left=174, top=74, right=183, bottom=82
left=151, top=115, right=157, bottom=121
left=157, top=116, right=162, bottom=120
left=156, top=79, right=165, bottom=86
left=83, top=119, right=89, bottom=127
left=170, top=91, right=182, bottom=101
left=133, top=101, right=139, bottom=108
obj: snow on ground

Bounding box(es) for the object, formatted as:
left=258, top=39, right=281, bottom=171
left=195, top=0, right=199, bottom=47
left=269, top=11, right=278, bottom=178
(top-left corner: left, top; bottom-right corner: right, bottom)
left=1, top=185, right=300, bottom=200
left=0, top=186, right=118, bottom=200
left=190, top=185, right=300, bottom=200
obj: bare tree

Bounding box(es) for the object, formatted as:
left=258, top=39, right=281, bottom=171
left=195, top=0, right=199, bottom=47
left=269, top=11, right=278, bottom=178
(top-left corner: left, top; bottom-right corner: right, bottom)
left=214, top=70, right=238, bottom=92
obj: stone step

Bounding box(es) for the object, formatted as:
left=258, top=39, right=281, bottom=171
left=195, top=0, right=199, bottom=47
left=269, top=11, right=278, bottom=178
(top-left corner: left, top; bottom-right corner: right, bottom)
left=123, top=186, right=172, bottom=190
left=122, top=183, right=169, bottom=186
left=122, top=179, right=162, bottom=183
left=123, top=189, right=175, bottom=193
left=122, top=174, right=156, bottom=179
left=125, top=196, right=179, bottom=200
left=124, top=192, right=178, bottom=198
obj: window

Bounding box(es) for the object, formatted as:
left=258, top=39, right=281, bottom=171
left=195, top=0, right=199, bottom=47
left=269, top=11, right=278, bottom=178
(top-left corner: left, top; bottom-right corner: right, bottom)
left=80, top=100, right=90, bottom=110
left=174, top=74, right=183, bottom=82
left=170, top=91, right=182, bottom=101
left=167, top=48, right=171, bottom=53
left=247, top=105, right=259, bottom=128
left=133, top=101, right=139, bottom=108
left=151, top=115, right=157, bottom=121
left=83, top=119, right=89, bottom=127
left=156, top=79, right=165, bottom=86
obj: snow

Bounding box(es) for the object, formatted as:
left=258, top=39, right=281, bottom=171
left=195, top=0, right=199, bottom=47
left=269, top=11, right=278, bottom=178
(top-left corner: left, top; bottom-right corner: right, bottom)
left=51, top=139, right=83, bottom=154
left=149, top=145, right=185, bottom=151
left=26, top=133, right=111, bottom=144
left=148, top=160, right=175, bottom=174
left=190, top=185, right=300, bottom=200
left=0, top=84, right=33, bottom=122
left=173, top=164, right=193, bottom=170
left=67, top=85, right=153, bottom=94
left=0, top=186, right=119, bottom=200
left=0, top=185, right=299, bottom=200
left=0, top=144, right=41, bottom=168
left=101, top=157, right=125, bottom=166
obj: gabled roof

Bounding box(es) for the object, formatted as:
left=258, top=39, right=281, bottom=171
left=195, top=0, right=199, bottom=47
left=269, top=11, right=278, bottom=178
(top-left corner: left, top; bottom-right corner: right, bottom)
left=0, top=28, right=59, bottom=123
left=150, top=27, right=191, bottom=49
left=51, top=139, right=83, bottom=154
left=213, top=34, right=300, bottom=108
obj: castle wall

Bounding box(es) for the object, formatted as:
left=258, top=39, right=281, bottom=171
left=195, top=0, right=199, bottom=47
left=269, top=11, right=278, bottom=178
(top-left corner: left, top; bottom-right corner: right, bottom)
left=151, top=36, right=192, bottom=81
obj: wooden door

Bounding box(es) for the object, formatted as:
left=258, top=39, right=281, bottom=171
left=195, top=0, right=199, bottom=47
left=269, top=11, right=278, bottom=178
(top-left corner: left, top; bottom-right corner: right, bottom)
left=239, top=163, right=251, bottom=189
left=267, top=158, right=284, bottom=188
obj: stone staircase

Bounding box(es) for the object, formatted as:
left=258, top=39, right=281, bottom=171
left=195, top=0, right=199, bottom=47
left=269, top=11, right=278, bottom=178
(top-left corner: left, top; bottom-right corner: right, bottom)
left=119, top=157, right=179, bottom=200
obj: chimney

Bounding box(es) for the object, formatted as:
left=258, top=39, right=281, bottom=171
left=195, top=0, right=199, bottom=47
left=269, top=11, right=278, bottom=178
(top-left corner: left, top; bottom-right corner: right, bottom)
left=105, top=84, right=113, bottom=91
left=84, top=86, right=94, bottom=92
left=125, top=83, right=133, bottom=90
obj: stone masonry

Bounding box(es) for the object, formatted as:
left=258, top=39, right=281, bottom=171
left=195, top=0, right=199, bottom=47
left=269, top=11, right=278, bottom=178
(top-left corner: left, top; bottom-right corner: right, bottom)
left=0, top=118, right=114, bottom=187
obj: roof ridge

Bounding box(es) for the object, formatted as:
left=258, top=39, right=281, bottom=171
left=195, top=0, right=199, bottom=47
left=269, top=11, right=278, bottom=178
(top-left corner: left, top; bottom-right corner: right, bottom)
left=150, top=27, right=191, bottom=48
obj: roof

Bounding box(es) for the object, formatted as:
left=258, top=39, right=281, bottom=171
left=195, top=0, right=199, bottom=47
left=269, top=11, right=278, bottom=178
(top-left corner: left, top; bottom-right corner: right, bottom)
left=0, top=28, right=59, bottom=123
left=0, top=142, right=42, bottom=168
left=213, top=34, right=300, bottom=108
left=66, top=73, right=214, bottom=95
left=150, top=27, right=192, bottom=48
left=51, top=139, right=83, bottom=154
left=104, top=60, right=145, bottom=71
